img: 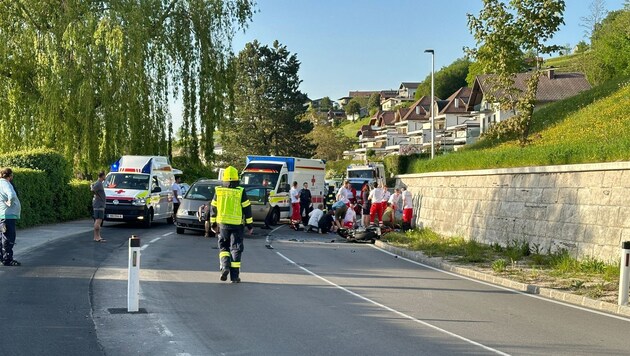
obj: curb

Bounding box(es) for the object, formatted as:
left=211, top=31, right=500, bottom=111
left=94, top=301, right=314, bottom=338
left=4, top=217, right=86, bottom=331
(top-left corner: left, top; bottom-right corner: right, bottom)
left=374, top=240, right=630, bottom=318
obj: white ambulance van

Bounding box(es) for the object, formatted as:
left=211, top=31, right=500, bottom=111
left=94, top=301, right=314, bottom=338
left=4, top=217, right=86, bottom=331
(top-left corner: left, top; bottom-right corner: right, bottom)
left=240, top=156, right=326, bottom=224
left=103, top=155, right=176, bottom=227
left=346, top=163, right=386, bottom=191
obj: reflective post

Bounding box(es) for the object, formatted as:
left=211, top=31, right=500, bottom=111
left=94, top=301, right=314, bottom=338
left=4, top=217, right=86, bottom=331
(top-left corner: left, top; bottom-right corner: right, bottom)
left=619, top=241, right=630, bottom=306
left=128, top=235, right=141, bottom=312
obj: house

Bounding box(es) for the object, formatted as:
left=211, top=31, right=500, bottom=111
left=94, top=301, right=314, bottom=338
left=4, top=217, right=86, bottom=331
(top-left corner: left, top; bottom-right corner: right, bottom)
left=399, top=82, right=421, bottom=99
left=379, top=90, right=399, bottom=104
left=381, top=97, right=414, bottom=111
left=338, top=90, right=379, bottom=107
left=431, top=87, right=480, bottom=151
left=466, top=69, right=591, bottom=133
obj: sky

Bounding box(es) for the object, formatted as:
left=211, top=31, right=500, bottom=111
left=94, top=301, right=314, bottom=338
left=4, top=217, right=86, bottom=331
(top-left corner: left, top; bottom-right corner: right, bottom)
left=171, top=0, right=627, bottom=129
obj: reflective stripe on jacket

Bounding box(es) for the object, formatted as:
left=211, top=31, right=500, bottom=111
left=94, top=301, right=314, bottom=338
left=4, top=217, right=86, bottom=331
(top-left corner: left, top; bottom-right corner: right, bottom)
left=210, top=186, right=253, bottom=226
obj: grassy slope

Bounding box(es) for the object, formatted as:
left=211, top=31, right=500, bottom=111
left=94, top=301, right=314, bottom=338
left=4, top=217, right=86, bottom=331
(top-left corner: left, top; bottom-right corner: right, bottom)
left=544, top=53, right=584, bottom=72
left=407, top=77, right=630, bottom=173
left=341, top=117, right=371, bottom=139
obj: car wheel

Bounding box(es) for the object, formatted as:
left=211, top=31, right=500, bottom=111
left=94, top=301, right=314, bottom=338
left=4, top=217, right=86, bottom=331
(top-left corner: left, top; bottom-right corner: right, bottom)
left=143, top=209, right=153, bottom=228
left=270, top=208, right=280, bottom=226
left=176, top=227, right=185, bottom=234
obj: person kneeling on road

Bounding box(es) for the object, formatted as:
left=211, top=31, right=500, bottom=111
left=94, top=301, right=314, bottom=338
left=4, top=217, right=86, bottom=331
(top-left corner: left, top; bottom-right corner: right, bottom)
left=318, top=209, right=336, bottom=234
left=210, top=166, right=253, bottom=283
left=307, top=204, right=324, bottom=233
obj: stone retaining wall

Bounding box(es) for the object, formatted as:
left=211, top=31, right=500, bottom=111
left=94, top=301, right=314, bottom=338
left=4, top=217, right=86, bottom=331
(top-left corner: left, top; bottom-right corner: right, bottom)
left=397, top=162, right=630, bottom=262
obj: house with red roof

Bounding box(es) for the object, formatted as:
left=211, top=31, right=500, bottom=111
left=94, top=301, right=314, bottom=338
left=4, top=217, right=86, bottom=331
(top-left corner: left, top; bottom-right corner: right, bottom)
left=466, top=69, right=591, bottom=133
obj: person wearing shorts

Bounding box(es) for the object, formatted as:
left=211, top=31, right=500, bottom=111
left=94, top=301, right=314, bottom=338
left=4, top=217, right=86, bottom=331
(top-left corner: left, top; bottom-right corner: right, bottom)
left=91, top=171, right=107, bottom=242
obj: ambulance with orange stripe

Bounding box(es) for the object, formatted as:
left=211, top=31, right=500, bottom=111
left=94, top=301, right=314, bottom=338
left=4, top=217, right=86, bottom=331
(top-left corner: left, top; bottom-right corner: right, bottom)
left=240, top=156, right=326, bottom=224
left=103, top=156, right=176, bottom=227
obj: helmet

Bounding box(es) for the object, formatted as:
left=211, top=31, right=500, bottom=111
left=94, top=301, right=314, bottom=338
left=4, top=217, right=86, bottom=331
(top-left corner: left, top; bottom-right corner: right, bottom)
left=222, top=166, right=239, bottom=182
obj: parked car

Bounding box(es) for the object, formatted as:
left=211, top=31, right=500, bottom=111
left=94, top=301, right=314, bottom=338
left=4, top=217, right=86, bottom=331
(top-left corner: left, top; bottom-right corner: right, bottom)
left=178, top=182, right=190, bottom=199
left=175, top=179, right=221, bottom=235
left=244, top=186, right=279, bottom=226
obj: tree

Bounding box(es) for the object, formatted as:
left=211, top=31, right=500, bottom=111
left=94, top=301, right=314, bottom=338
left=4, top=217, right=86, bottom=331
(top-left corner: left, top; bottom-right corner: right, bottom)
left=319, top=97, right=333, bottom=112
left=220, top=40, right=314, bottom=168
left=580, top=0, right=608, bottom=40
left=0, top=1, right=253, bottom=175
left=466, top=0, right=565, bottom=145
left=307, top=125, right=355, bottom=161
left=415, top=58, right=472, bottom=99
left=584, top=8, right=630, bottom=84
left=574, top=40, right=590, bottom=54
left=368, top=92, right=381, bottom=112
left=345, top=99, right=362, bottom=117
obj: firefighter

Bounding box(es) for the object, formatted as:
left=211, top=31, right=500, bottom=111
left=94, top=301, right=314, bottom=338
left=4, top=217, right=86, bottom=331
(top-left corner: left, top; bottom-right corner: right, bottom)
left=210, top=166, right=253, bottom=283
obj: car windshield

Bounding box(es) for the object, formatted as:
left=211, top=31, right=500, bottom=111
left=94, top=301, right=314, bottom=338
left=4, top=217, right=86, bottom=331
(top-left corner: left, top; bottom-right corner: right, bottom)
left=241, top=163, right=281, bottom=187
left=347, top=169, right=374, bottom=179
left=104, top=173, right=150, bottom=190
left=184, top=182, right=218, bottom=200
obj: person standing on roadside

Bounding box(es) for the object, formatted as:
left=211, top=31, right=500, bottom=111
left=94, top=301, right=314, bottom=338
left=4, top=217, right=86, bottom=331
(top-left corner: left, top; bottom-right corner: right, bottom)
left=289, top=181, right=301, bottom=229
left=401, top=187, right=413, bottom=231
left=91, top=171, right=107, bottom=242
left=360, top=181, right=370, bottom=227
left=0, top=168, right=22, bottom=266
left=367, top=181, right=384, bottom=226
left=299, top=182, right=312, bottom=226
left=171, top=176, right=182, bottom=223
left=210, top=166, right=253, bottom=283
left=336, top=180, right=350, bottom=206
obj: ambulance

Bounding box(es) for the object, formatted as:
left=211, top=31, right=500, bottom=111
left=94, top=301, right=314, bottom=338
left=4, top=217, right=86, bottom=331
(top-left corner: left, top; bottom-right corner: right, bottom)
left=240, top=156, right=326, bottom=224
left=346, top=163, right=386, bottom=191
left=103, top=156, right=176, bottom=227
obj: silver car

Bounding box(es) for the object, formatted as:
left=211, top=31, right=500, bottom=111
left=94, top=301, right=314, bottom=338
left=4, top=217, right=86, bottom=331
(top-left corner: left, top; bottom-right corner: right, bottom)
left=175, top=179, right=221, bottom=235
left=244, top=186, right=278, bottom=226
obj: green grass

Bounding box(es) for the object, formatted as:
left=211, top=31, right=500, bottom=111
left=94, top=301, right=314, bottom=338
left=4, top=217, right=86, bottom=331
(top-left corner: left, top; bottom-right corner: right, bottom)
left=544, top=53, right=585, bottom=72
left=386, top=228, right=619, bottom=286
left=341, top=117, right=371, bottom=139
left=405, top=77, right=630, bottom=174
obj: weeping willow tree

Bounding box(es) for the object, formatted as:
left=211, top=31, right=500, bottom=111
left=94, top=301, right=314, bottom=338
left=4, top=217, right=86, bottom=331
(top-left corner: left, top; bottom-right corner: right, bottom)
left=0, top=0, right=254, bottom=175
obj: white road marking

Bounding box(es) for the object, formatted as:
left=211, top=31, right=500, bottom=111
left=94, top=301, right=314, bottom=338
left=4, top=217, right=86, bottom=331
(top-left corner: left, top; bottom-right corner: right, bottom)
left=276, top=251, right=510, bottom=356
left=371, top=245, right=630, bottom=323
left=140, top=245, right=148, bottom=251
left=150, top=237, right=161, bottom=243
left=162, top=232, right=174, bottom=237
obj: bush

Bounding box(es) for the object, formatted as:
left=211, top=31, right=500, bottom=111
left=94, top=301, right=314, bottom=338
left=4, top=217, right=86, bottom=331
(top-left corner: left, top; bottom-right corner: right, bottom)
left=1, top=149, right=92, bottom=228
left=0, top=148, right=72, bottom=186
left=12, top=168, right=54, bottom=228
left=66, top=180, right=93, bottom=220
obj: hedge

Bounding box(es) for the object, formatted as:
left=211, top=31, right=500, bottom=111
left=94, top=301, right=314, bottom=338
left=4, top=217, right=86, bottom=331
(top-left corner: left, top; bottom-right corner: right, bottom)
left=2, top=150, right=93, bottom=228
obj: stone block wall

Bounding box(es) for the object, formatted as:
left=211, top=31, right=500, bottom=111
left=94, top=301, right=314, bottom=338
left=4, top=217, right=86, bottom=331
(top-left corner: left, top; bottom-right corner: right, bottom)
left=397, top=162, right=630, bottom=262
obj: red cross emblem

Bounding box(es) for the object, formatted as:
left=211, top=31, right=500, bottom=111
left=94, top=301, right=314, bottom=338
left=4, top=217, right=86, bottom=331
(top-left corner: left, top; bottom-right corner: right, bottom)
left=115, top=189, right=125, bottom=194
left=311, top=175, right=316, bottom=185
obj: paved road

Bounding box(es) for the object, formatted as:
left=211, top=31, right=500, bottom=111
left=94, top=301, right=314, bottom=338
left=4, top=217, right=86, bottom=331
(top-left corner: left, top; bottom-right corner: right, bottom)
left=1, top=221, right=630, bottom=355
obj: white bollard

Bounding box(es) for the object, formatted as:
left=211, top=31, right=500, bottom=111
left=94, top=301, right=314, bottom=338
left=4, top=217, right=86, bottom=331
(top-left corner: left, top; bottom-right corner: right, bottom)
left=618, top=241, right=630, bottom=306
left=128, top=235, right=141, bottom=312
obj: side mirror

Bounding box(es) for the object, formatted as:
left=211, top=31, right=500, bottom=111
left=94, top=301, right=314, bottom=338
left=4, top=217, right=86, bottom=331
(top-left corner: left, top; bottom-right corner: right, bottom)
left=152, top=186, right=162, bottom=193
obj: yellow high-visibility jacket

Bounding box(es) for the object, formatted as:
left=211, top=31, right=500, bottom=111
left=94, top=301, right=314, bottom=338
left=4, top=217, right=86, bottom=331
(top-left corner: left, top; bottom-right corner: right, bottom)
left=210, top=186, right=253, bottom=227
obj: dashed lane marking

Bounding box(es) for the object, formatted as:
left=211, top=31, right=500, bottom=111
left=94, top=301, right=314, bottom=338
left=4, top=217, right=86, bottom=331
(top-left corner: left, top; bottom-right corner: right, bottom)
left=276, top=251, right=510, bottom=356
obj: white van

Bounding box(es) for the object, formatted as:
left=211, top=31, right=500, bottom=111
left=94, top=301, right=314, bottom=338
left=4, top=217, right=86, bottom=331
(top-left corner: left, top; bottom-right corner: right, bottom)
left=240, top=156, right=326, bottom=224
left=103, top=156, right=176, bottom=227
left=346, top=163, right=386, bottom=191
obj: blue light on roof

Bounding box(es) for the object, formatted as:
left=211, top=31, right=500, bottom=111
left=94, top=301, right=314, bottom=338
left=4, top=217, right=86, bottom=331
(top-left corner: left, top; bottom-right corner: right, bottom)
left=141, top=158, right=152, bottom=174
left=110, top=158, right=121, bottom=172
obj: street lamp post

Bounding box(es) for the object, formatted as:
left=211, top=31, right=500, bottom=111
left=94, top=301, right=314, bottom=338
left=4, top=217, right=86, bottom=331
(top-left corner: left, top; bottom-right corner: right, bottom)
left=424, top=49, right=435, bottom=159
